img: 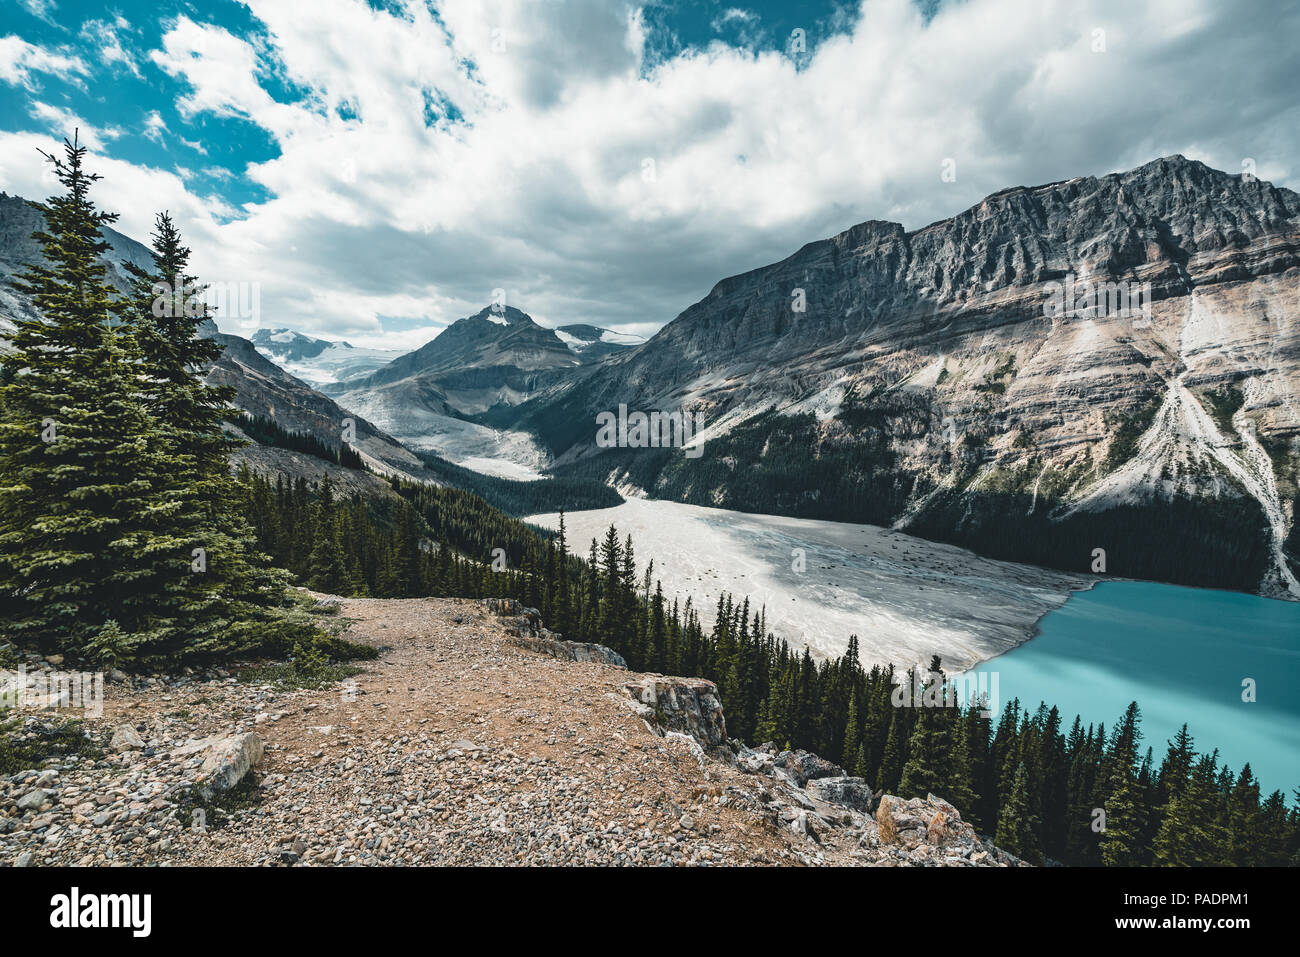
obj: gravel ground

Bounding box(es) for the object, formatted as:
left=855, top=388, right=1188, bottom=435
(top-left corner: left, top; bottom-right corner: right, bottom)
left=1, top=596, right=857, bottom=866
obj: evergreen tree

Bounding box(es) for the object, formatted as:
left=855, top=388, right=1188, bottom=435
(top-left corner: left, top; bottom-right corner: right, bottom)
left=120, top=210, right=301, bottom=657
left=876, top=711, right=906, bottom=794
left=996, top=762, right=1043, bottom=864
left=841, top=686, right=862, bottom=770
left=0, top=137, right=178, bottom=663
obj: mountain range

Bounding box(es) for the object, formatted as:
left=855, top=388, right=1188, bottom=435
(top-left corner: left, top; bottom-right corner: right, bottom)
left=505, top=155, right=1300, bottom=597
left=1, top=156, right=1296, bottom=598
left=327, top=305, right=642, bottom=474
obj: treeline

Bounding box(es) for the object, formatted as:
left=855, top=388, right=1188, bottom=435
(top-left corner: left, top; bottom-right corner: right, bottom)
left=244, top=472, right=1300, bottom=865
left=549, top=404, right=920, bottom=526
left=232, top=411, right=365, bottom=470
left=415, top=449, right=622, bottom=516
left=237, top=468, right=566, bottom=600
left=907, top=484, right=1273, bottom=591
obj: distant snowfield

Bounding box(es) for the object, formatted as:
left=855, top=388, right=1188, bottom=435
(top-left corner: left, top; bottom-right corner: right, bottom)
left=528, top=498, right=1094, bottom=670
left=407, top=419, right=547, bottom=480
left=253, top=339, right=402, bottom=389
left=337, top=390, right=547, bottom=479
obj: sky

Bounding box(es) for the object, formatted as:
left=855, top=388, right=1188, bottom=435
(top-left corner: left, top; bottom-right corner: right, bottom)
left=1, top=0, right=1297, bottom=351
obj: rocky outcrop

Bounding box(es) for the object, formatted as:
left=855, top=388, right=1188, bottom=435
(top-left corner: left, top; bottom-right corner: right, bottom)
left=487, top=598, right=628, bottom=668
left=870, top=793, right=1021, bottom=866
left=774, top=748, right=846, bottom=788
left=726, top=740, right=1021, bottom=865
left=620, top=676, right=728, bottom=749
left=513, top=634, right=627, bottom=668
left=611, top=669, right=1020, bottom=864
left=807, top=776, right=875, bottom=812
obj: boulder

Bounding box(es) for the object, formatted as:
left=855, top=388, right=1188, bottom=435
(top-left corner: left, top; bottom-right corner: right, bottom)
left=807, top=775, right=875, bottom=812
left=512, top=634, right=626, bottom=668
left=623, top=676, right=727, bottom=749
left=872, top=792, right=1022, bottom=866
left=876, top=794, right=930, bottom=848
left=734, top=744, right=776, bottom=775
left=109, top=724, right=145, bottom=752
left=788, top=810, right=820, bottom=842
left=16, top=788, right=51, bottom=811
left=774, top=749, right=844, bottom=788
left=194, top=732, right=264, bottom=801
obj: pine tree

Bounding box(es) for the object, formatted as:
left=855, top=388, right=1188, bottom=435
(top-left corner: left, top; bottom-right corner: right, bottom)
left=1099, top=703, right=1147, bottom=866
left=0, top=137, right=177, bottom=662
left=120, top=209, right=302, bottom=657
left=308, top=478, right=347, bottom=594
left=841, top=686, right=861, bottom=770
left=1153, top=752, right=1228, bottom=866
left=995, top=762, right=1042, bottom=863
left=1225, top=764, right=1263, bottom=867
left=550, top=512, right=572, bottom=636
left=876, top=711, right=905, bottom=794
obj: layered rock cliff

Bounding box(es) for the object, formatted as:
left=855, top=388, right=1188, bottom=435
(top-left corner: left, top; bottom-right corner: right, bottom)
left=512, top=157, right=1300, bottom=596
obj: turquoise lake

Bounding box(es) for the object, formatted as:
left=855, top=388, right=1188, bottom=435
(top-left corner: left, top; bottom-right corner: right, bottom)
left=958, top=582, right=1300, bottom=797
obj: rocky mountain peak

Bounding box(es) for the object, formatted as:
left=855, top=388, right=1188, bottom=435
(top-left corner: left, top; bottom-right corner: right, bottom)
left=465, top=304, right=533, bottom=326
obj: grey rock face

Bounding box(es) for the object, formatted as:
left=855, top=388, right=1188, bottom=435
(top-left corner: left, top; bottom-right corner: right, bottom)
left=807, top=776, right=875, bottom=812
left=622, top=675, right=728, bottom=749
left=774, top=749, right=846, bottom=788
left=203, top=330, right=425, bottom=480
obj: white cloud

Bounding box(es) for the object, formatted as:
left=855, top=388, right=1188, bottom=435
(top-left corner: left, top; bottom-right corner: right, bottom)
left=4, top=0, right=1299, bottom=349
left=79, top=16, right=142, bottom=77
left=0, top=35, right=88, bottom=89
left=27, top=101, right=122, bottom=151
left=18, top=1, right=59, bottom=28
left=143, top=109, right=166, bottom=145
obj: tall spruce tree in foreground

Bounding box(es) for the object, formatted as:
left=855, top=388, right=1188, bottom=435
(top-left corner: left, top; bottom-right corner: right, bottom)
left=0, top=137, right=177, bottom=660
left=120, top=209, right=310, bottom=661
left=0, top=140, right=311, bottom=666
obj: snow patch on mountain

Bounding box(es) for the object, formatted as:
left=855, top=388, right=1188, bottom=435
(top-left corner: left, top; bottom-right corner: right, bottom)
left=251, top=327, right=402, bottom=388
left=334, top=387, right=546, bottom=480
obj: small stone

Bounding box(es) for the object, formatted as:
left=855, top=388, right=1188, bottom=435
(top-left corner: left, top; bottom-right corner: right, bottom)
left=110, top=725, right=145, bottom=752
left=17, top=788, right=51, bottom=811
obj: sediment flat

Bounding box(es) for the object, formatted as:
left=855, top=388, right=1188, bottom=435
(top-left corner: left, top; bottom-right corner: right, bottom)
left=529, top=498, right=1094, bottom=670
